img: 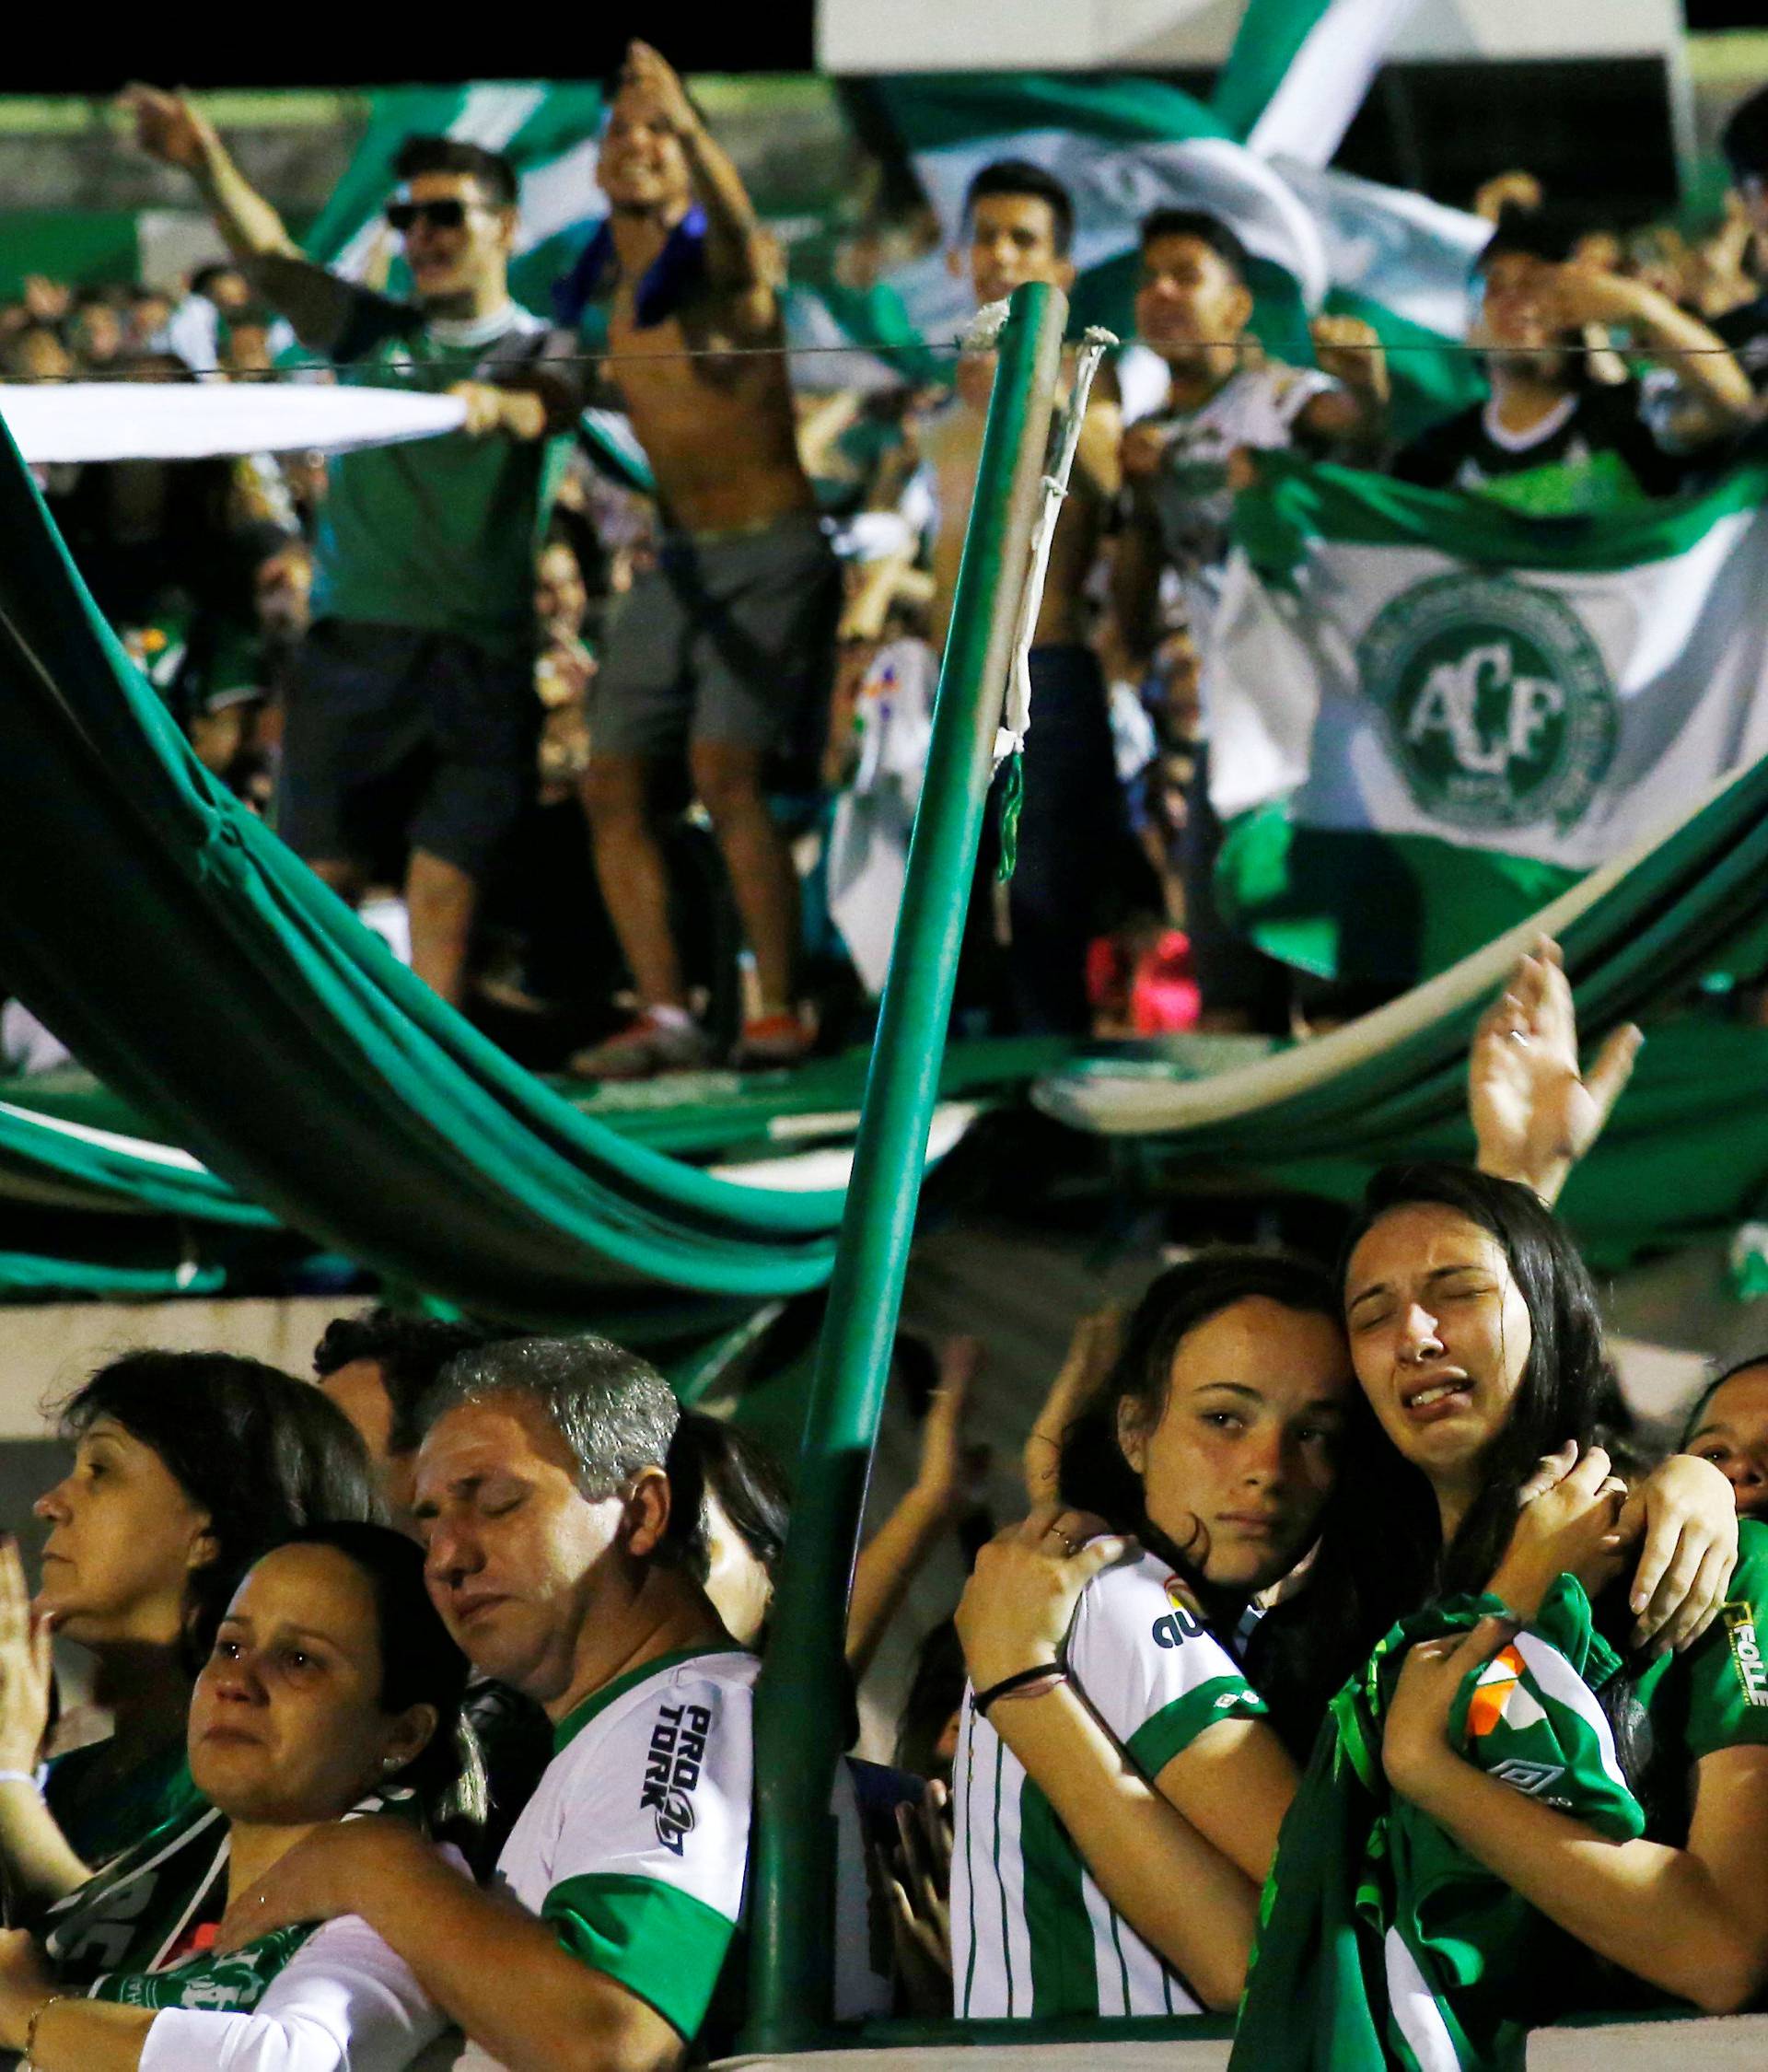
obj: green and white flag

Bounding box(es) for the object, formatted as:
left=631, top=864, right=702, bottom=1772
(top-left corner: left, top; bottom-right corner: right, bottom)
left=872, top=75, right=1483, bottom=437
left=1209, top=457, right=1768, bottom=985
left=306, top=82, right=608, bottom=314
left=876, top=74, right=1330, bottom=351
left=1214, top=0, right=1423, bottom=165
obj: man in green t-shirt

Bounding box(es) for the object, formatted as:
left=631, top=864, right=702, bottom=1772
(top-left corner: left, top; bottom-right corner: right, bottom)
left=123, top=87, right=584, bottom=1007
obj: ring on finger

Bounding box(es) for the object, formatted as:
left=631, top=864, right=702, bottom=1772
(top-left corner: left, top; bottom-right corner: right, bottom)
left=1048, top=1529, right=1080, bottom=1557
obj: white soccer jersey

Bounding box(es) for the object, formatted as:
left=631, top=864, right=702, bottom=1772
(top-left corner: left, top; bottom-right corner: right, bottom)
left=1145, top=361, right=1336, bottom=646
left=950, top=1550, right=1265, bottom=2020
left=489, top=1647, right=757, bottom=2043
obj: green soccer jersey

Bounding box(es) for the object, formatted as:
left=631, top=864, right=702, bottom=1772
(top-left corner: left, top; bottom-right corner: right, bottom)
left=1634, top=1517, right=1768, bottom=1751
left=311, top=291, right=573, bottom=658
left=44, top=1740, right=205, bottom=1873
left=1236, top=1521, right=1768, bottom=2071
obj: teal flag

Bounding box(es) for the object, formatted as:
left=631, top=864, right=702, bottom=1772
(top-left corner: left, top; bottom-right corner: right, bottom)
left=1214, top=0, right=1420, bottom=164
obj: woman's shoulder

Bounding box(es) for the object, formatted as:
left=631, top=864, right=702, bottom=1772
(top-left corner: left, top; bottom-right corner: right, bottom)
left=1735, top=1516, right=1768, bottom=1582
left=1074, top=1546, right=1233, bottom=1659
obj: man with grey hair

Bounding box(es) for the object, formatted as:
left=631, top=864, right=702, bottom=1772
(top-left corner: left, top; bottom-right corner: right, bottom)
left=220, top=1334, right=755, bottom=2072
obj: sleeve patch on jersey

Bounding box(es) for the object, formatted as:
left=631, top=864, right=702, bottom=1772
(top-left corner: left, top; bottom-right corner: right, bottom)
left=1126, top=1674, right=1266, bottom=1777
left=542, top=1870, right=736, bottom=2039
left=1723, top=1601, right=1768, bottom=1709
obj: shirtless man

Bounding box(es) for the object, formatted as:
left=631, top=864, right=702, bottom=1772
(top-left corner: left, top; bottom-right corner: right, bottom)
left=920, top=160, right=1124, bottom=1035
left=567, top=42, right=838, bottom=1077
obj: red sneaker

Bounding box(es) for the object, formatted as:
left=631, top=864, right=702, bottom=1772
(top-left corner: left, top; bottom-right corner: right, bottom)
left=731, top=1010, right=815, bottom=1070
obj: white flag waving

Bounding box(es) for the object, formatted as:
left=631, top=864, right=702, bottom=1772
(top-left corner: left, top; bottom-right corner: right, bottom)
left=1208, top=457, right=1768, bottom=982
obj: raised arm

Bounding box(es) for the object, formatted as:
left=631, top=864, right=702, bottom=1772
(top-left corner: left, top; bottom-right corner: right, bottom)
left=620, top=43, right=777, bottom=320
left=848, top=1337, right=985, bottom=1679
left=1469, top=936, right=1641, bottom=1207
left=0, top=1543, right=94, bottom=1914
left=119, top=85, right=357, bottom=354
left=1553, top=262, right=1755, bottom=427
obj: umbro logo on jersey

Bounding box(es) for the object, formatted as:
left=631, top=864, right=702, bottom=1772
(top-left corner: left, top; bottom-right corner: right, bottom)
left=1152, top=1574, right=1206, bottom=1650
left=1488, top=1758, right=1566, bottom=1798
left=1722, top=1602, right=1768, bottom=1707
left=642, top=1701, right=712, bottom=1856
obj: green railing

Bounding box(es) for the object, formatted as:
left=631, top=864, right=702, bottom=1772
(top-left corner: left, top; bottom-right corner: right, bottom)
left=743, top=280, right=1067, bottom=2050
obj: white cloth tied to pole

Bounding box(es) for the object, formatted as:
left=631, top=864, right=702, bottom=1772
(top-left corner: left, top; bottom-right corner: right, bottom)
left=995, top=325, right=1117, bottom=771
left=2, top=381, right=470, bottom=465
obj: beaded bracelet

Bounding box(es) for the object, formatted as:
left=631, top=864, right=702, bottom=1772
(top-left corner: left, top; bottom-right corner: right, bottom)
left=24, top=1990, right=66, bottom=2066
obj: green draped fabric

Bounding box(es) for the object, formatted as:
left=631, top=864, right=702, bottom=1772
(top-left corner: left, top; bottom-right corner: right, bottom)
left=0, top=420, right=848, bottom=1319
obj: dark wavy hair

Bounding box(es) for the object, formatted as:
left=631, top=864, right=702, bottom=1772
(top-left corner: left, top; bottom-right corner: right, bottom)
left=1336, top=1164, right=1630, bottom=1601
left=1056, top=1247, right=1343, bottom=1549
left=1056, top=1249, right=1358, bottom=1740
left=264, top=1523, right=483, bottom=1827
left=665, top=1411, right=790, bottom=1587
left=313, top=1308, right=502, bottom=1456
left=58, top=1351, right=380, bottom=1670
left=1309, top=1167, right=1675, bottom=1819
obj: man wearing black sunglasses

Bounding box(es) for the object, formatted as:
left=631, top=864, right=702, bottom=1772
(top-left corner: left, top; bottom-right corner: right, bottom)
left=122, top=87, right=585, bottom=1011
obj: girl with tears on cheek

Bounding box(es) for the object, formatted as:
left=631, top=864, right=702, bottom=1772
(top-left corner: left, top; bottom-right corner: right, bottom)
left=1231, top=1165, right=1764, bottom=2068
left=0, top=1524, right=481, bottom=2072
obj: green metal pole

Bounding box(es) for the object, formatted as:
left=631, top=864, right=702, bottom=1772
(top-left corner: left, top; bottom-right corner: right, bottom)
left=743, top=280, right=1067, bottom=2051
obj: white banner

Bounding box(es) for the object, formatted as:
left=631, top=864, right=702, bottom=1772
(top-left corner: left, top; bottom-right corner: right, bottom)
left=3, top=382, right=468, bottom=465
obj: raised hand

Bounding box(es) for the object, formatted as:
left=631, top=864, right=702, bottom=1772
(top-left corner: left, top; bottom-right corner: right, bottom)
left=0, top=1538, right=54, bottom=1775
left=118, top=84, right=220, bottom=176
left=880, top=1779, right=953, bottom=2013
left=1472, top=169, right=1543, bottom=225
left=621, top=41, right=699, bottom=137
left=913, top=1337, right=990, bottom=1519
left=1024, top=1307, right=1123, bottom=1507
left=1470, top=936, right=1642, bottom=1205
left=1309, top=312, right=1390, bottom=403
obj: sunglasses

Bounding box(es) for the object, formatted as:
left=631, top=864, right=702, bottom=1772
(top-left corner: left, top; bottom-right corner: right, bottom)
left=386, top=199, right=469, bottom=234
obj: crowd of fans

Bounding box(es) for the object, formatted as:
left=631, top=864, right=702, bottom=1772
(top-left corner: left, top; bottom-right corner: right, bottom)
left=13, top=59, right=1768, bottom=1079
left=0, top=941, right=1759, bottom=2067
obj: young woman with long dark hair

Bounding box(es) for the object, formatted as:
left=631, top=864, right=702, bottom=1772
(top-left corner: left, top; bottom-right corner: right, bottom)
left=1232, top=1165, right=1768, bottom=2064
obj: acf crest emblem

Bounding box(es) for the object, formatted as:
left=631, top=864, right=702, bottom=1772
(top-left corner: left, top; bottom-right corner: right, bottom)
left=1357, top=571, right=1618, bottom=833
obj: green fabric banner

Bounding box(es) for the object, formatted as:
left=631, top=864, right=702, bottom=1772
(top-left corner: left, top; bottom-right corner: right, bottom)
left=0, top=416, right=848, bottom=1319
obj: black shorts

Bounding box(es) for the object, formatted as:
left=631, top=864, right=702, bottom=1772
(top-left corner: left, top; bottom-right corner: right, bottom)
left=278, top=620, right=538, bottom=879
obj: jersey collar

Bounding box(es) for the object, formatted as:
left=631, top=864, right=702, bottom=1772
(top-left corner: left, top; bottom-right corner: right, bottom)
left=551, top=1644, right=750, bottom=1754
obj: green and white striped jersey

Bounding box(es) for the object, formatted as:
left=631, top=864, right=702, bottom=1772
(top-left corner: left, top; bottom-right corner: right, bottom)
left=951, top=1549, right=1266, bottom=2019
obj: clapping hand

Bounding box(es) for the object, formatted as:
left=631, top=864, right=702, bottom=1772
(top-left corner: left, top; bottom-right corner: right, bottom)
left=0, top=1538, right=54, bottom=1776
left=881, top=1779, right=953, bottom=2015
